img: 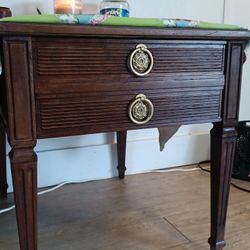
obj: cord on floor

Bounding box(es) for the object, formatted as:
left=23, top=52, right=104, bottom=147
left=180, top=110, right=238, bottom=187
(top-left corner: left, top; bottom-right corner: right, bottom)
left=0, top=167, right=201, bottom=214
left=0, top=178, right=105, bottom=214
left=1, top=163, right=249, bottom=214
left=198, top=161, right=250, bottom=193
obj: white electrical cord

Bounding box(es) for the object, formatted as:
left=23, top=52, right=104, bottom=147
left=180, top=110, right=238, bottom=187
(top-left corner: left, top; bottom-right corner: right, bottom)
left=0, top=205, right=15, bottom=214
left=0, top=167, right=201, bottom=214
left=152, top=167, right=200, bottom=173
left=0, top=177, right=108, bottom=214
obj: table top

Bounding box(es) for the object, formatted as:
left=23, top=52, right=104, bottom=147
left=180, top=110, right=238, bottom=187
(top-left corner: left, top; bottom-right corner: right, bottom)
left=0, top=22, right=250, bottom=40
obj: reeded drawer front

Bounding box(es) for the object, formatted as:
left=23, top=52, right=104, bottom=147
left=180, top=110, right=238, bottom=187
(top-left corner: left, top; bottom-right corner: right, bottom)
left=36, top=89, right=222, bottom=138
left=33, top=39, right=225, bottom=77
left=33, top=38, right=225, bottom=92
left=33, top=38, right=225, bottom=138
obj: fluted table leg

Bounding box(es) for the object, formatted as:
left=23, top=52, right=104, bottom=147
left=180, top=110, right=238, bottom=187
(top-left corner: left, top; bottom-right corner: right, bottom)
left=10, top=147, right=37, bottom=250
left=209, top=124, right=237, bottom=250
left=117, top=131, right=127, bottom=179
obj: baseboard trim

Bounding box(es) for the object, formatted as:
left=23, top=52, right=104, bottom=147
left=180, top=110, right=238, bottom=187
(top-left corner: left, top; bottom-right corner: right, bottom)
left=6, top=132, right=210, bottom=192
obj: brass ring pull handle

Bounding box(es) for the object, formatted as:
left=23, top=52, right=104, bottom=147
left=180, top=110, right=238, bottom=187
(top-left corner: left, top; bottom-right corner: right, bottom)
left=128, top=94, right=154, bottom=125
left=129, top=44, right=154, bottom=76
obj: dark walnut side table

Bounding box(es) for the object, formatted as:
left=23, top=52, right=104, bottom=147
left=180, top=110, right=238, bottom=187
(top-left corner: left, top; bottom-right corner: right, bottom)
left=0, top=23, right=249, bottom=250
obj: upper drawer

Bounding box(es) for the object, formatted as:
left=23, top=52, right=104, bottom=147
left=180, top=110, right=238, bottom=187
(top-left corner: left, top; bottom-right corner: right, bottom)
left=32, top=38, right=226, bottom=94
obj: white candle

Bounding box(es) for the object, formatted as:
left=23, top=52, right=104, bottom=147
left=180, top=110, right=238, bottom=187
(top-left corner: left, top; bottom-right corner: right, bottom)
left=54, top=0, right=82, bottom=15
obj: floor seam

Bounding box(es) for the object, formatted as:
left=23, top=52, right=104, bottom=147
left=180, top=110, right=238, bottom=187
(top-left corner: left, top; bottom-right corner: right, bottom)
left=163, top=217, right=192, bottom=243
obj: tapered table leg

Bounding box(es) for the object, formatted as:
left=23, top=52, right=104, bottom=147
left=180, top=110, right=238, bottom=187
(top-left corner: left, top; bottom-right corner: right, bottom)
left=209, top=124, right=237, bottom=250
left=117, top=131, right=127, bottom=179
left=10, top=147, right=37, bottom=250
left=0, top=120, right=7, bottom=198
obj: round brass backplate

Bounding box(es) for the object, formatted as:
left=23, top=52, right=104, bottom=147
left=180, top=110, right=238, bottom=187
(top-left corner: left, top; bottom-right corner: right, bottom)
left=129, top=44, right=154, bottom=76
left=128, top=94, right=154, bottom=125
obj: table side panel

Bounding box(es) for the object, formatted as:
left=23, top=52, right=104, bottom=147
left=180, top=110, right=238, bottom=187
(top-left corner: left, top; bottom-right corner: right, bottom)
left=3, top=38, right=36, bottom=146
left=222, top=41, right=245, bottom=126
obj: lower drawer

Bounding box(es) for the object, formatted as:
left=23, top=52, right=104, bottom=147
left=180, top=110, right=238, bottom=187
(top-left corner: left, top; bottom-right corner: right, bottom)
left=36, top=87, right=222, bottom=138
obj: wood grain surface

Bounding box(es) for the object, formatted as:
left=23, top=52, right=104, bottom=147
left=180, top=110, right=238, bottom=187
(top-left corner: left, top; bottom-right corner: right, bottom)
left=0, top=166, right=249, bottom=250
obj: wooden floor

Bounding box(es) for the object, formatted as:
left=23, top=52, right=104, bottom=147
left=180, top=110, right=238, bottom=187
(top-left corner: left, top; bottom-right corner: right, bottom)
left=0, top=165, right=250, bottom=250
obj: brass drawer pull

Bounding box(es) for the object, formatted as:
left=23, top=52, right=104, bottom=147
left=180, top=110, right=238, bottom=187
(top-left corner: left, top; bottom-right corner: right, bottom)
left=129, top=44, right=154, bottom=76
left=128, top=94, right=154, bottom=125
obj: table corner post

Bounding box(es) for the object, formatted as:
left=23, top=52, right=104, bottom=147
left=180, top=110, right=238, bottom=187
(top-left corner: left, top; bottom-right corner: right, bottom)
left=3, top=36, right=38, bottom=250
left=208, top=40, right=246, bottom=250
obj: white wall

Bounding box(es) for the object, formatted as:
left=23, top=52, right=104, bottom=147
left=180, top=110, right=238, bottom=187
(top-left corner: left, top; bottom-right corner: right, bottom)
left=1, top=0, right=225, bottom=20
left=224, top=0, right=250, bottom=120
left=2, top=0, right=248, bottom=192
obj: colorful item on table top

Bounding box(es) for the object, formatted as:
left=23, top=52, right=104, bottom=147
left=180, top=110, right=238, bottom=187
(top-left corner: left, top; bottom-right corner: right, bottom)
left=100, top=0, right=130, bottom=17
left=0, top=14, right=243, bottom=30
left=100, top=8, right=129, bottom=17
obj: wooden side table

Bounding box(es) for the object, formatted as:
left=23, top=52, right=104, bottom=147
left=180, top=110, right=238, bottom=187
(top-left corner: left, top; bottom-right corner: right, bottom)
left=0, top=23, right=249, bottom=250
